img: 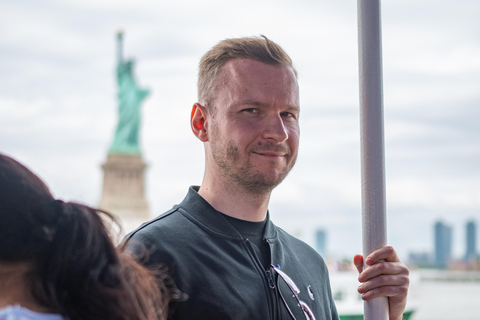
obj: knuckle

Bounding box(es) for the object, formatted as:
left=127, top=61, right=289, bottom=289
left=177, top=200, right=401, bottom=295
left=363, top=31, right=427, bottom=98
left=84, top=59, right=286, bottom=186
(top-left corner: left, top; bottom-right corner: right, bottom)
left=398, top=285, right=408, bottom=295
left=385, top=246, right=395, bottom=255
left=377, top=260, right=388, bottom=270
left=403, top=265, right=410, bottom=276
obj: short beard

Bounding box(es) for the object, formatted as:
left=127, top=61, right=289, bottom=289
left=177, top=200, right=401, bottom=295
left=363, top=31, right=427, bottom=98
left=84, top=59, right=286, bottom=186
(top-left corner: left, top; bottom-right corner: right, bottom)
left=212, top=139, right=294, bottom=196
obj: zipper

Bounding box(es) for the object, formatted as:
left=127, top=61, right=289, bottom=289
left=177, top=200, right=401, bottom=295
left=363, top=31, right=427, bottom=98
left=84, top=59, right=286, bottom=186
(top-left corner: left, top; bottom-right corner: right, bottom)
left=266, top=267, right=276, bottom=289
left=264, top=238, right=279, bottom=319
left=264, top=238, right=276, bottom=290
left=244, top=238, right=278, bottom=319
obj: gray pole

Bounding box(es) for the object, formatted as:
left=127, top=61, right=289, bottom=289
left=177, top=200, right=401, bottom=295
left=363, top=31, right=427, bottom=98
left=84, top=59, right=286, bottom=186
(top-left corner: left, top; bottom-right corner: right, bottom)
left=357, top=0, right=389, bottom=319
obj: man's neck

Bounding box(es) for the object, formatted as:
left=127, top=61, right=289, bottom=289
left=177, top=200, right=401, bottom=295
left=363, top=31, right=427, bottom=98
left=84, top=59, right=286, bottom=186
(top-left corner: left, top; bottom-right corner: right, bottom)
left=198, top=178, right=271, bottom=222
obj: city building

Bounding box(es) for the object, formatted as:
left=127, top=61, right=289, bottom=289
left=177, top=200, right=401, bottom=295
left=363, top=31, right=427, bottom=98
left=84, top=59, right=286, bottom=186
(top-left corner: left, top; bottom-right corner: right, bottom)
left=465, top=220, right=477, bottom=261
left=434, top=221, right=453, bottom=268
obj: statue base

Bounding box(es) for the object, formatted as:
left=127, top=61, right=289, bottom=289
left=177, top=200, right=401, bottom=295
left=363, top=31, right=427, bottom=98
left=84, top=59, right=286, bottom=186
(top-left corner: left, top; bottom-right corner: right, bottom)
left=98, top=154, right=150, bottom=234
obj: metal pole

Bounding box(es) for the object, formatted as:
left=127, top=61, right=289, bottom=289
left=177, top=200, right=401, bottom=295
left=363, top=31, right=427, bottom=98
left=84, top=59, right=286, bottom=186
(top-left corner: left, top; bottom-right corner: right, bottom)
left=357, top=0, right=388, bottom=319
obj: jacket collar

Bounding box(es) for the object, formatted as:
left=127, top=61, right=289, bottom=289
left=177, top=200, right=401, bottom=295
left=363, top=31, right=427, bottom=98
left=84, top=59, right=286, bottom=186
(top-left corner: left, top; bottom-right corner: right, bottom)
left=177, top=186, right=278, bottom=241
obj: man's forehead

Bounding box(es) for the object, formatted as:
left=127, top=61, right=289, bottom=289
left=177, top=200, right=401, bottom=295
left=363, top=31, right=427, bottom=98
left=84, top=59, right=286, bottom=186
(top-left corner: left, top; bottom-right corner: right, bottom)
left=219, top=59, right=299, bottom=94
left=214, top=58, right=300, bottom=108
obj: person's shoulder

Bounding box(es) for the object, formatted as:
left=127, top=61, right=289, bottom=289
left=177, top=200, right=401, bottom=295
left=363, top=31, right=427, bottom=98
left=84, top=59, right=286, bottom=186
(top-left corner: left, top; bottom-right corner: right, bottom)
left=125, top=187, right=201, bottom=242
left=120, top=206, right=186, bottom=266
left=275, top=226, right=325, bottom=258
left=123, top=206, right=181, bottom=243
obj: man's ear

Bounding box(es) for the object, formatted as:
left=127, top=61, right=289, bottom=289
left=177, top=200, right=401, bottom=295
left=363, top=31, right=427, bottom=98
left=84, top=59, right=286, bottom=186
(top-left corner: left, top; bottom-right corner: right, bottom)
left=190, top=103, right=208, bottom=142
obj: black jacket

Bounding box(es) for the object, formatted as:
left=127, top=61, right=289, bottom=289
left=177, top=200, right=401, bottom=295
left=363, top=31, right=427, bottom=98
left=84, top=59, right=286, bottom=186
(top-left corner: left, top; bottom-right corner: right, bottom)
left=123, top=187, right=339, bottom=320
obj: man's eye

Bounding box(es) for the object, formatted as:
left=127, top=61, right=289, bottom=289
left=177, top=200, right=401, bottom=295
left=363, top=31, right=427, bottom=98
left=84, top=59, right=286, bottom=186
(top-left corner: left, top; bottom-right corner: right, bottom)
left=244, top=108, right=258, bottom=113
left=281, top=112, right=295, bottom=118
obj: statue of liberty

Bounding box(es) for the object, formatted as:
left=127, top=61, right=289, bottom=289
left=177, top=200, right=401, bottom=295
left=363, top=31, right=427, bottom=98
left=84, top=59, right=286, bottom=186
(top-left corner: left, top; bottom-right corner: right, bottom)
left=109, top=31, right=149, bottom=155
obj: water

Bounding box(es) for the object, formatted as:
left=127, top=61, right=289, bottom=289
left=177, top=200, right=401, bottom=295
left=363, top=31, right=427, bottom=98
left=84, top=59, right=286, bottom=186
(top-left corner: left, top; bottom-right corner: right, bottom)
left=330, top=270, right=480, bottom=320
left=409, top=271, right=480, bottom=320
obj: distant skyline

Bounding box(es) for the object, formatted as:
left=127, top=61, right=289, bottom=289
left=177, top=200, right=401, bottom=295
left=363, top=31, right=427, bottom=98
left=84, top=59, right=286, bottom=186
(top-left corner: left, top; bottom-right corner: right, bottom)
left=1, top=0, right=479, bottom=259
left=407, top=219, right=478, bottom=268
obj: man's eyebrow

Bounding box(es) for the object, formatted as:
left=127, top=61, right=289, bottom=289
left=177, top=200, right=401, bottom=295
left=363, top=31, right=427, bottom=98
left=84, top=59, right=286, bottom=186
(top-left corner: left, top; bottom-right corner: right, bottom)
left=241, top=100, right=300, bottom=110
left=241, top=100, right=267, bottom=107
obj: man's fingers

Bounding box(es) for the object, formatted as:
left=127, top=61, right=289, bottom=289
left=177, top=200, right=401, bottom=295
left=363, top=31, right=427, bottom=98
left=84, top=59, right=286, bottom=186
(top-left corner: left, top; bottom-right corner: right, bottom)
left=359, top=260, right=407, bottom=282
left=365, top=246, right=399, bottom=265
left=354, top=246, right=409, bottom=320
left=358, top=273, right=409, bottom=294
left=358, top=279, right=409, bottom=301
left=353, top=254, right=364, bottom=273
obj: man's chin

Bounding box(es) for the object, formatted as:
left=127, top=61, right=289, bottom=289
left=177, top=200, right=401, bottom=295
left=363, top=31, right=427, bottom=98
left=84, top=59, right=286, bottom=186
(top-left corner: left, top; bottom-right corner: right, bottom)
left=241, top=174, right=288, bottom=194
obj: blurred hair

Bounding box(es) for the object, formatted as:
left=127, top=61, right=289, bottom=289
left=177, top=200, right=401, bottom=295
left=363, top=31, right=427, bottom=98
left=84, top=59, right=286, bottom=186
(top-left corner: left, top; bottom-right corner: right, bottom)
left=0, top=154, right=179, bottom=320
left=197, top=35, right=297, bottom=108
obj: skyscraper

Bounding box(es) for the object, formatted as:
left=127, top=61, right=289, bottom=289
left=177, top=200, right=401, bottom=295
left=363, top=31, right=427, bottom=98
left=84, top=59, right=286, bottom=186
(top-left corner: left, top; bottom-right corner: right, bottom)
left=465, top=220, right=477, bottom=261
left=434, top=221, right=452, bottom=268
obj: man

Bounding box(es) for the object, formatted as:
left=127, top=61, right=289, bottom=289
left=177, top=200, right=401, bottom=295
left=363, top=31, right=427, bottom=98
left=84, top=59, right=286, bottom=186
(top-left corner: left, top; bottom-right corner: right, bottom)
left=123, top=36, right=409, bottom=320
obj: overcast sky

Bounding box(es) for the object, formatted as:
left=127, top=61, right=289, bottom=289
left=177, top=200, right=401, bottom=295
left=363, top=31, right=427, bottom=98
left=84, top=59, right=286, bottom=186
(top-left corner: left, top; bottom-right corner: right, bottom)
left=1, top=0, right=479, bottom=260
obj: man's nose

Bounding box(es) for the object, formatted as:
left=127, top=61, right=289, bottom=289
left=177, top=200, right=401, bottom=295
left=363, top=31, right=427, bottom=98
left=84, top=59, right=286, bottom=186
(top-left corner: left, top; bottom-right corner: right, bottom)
left=262, top=114, right=288, bottom=143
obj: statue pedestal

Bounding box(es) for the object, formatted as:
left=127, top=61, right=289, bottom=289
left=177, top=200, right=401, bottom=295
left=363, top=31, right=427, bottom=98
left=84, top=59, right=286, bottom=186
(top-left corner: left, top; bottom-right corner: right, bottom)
left=99, top=154, right=150, bottom=234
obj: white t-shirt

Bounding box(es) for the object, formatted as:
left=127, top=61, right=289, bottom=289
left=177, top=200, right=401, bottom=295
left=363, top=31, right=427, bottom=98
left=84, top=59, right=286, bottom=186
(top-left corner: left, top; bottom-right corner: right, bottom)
left=0, top=306, right=66, bottom=320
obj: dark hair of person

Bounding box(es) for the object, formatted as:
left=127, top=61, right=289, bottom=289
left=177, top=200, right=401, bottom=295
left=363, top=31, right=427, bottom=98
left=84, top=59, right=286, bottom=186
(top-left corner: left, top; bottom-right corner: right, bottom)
left=0, top=154, right=178, bottom=320
left=198, top=35, right=297, bottom=108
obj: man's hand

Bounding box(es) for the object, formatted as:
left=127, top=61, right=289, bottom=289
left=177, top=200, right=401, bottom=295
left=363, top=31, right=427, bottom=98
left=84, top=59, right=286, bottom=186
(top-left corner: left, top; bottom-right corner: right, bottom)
left=353, top=246, right=409, bottom=320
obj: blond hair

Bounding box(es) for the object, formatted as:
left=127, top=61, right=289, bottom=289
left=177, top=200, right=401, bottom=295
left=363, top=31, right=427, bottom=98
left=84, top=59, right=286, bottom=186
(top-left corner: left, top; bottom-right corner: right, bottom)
left=198, top=35, right=297, bottom=107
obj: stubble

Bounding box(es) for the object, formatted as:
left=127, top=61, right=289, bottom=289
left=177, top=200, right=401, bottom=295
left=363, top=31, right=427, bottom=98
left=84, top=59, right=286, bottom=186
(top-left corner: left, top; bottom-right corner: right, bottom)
left=210, top=127, right=295, bottom=195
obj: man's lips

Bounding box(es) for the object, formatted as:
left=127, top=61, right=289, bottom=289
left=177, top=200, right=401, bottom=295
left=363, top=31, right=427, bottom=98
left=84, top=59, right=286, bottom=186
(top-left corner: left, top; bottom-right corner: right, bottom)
left=254, top=151, right=285, bottom=157
left=252, top=143, right=289, bottom=158
left=252, top=148, right=289, bottom=158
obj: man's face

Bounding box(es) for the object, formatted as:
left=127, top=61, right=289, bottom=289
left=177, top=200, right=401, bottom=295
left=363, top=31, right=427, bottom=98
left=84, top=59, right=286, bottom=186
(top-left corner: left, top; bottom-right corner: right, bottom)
left=205, top=59, right=300, bottom=195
